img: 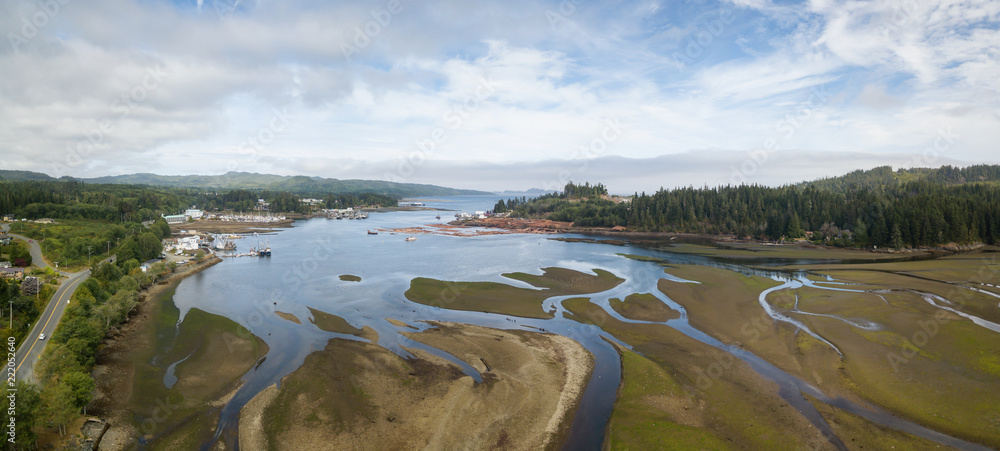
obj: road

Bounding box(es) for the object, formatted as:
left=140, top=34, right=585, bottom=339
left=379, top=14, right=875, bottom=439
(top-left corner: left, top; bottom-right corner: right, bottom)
left=12, top=269, right=90, bottom=383
left=2, top=222, right=89, bottom=384
left=1, top=223, right=49, bottom=269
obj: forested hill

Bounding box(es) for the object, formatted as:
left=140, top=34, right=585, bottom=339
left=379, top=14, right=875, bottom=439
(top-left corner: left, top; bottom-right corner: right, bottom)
left=0, top=170, right=487, bottom=197
left=499, top=173, right=1000, bottom=249
left=83, top=172, right=487, bottom=197
left=803, top=165, right=1000, bottom=192
left=0, top=179, right=400, bottom=221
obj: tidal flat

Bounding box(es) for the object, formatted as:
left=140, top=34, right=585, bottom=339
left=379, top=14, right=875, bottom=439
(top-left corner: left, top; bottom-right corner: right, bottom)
left=240, top=322, right=593, bottom=451
left=97, top=211, right=1000, bottom=450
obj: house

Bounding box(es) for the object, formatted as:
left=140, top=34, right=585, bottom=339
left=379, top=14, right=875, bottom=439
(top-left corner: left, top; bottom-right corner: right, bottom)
left=0, top=262, right=10, bottom=268
left=163, top=214, right=186, bottom=224
left=0, top=268, right=24, bottom=280
left=35, top=218, right=55, bottom=224
left=0, top=237, right=12, bottom=246
left=175, top=236, right=200, bottom=251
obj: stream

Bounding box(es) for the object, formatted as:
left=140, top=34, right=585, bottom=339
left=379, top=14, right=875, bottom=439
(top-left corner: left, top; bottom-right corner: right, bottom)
left=155, top=195, right=994, bottom=450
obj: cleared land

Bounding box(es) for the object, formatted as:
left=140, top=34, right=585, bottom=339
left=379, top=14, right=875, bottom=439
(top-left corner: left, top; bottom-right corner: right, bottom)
left=240, top=322, right=593, bottom=450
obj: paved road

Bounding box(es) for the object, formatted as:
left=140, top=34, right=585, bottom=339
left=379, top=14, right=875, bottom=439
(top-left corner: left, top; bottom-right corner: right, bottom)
left=1, top=223, right=49, bottom=269
left=12, top=269, right=90, bottom=383
left=2, top=223, right=92, bottom=384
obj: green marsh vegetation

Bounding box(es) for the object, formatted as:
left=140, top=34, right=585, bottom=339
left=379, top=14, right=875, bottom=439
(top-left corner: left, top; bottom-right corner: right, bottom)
left=404, top=267, right=623, bottom=319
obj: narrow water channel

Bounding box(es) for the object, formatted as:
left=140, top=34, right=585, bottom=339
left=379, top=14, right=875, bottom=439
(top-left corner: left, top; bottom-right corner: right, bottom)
left=153, top=196, right=993, bottom=450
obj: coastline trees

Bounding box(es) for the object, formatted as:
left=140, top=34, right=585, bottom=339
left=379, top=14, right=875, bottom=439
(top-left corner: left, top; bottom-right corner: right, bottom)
left=502, top=173, right=1000, bottom=249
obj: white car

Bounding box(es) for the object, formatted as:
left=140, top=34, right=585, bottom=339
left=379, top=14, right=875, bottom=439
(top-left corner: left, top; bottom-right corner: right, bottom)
left=38, top=333, right=45, bottom=340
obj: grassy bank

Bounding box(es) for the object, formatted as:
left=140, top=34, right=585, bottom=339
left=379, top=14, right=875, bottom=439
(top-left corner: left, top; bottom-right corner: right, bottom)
left=609, top=293, right=679, bottom=322
left=88, top=257, right=269, bottom=449
left=404, top=267, right=623, bottom=319
left=561, top=297, right=829, bottom=449
left=650, top=256, right=1000, bottom=447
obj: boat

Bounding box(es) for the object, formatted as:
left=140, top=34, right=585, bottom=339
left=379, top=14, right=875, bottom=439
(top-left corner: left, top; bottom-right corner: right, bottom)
left=436, top=214, right=441, bottom=220
left=405, top=236, right=417, bottom=242
left=367, top=230, right=378, bottom=235
left=257, top=240, right=272, bottom=257
left=214, top=236, right=237, bottom=251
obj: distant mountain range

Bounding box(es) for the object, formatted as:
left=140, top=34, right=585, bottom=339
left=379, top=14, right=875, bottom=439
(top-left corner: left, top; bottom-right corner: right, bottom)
left=494, top=188, right=556, bottom=195
left=0, top=170, right=490, bottom=197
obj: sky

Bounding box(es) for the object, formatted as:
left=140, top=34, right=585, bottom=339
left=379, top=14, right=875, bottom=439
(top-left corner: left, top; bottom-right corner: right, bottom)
left=0, top=0, right=998, bottom=193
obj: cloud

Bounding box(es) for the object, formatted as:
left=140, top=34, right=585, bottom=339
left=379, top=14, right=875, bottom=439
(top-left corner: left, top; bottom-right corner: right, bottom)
left=0, top=0, right=996, bottom=189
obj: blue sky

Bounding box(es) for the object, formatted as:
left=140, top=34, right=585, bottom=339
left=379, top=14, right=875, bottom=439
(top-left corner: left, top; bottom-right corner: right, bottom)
left=0, top=0, right=997, bottom=192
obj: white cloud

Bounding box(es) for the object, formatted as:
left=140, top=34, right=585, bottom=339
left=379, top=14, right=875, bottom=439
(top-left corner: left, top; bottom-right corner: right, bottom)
left=0, top=0, right=996, bottom=190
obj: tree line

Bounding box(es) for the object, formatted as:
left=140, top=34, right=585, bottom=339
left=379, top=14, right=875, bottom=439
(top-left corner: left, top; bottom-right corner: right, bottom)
left=503, top=177, right=1000, bottom=248
left=0, top=251, right=179, bottom=443
left=0, top=179, right=399, bottom=221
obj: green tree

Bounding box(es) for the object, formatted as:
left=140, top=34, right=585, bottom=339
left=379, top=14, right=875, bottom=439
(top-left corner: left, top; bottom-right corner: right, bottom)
left=138, top=232, right=162, bottom=261
left=786, top=213, right=804, bottom=238
left=63, top=372, right=96, bottom=414
left=853, top=218, right=869, bottom=246
left=117, top=238, right=140, bottom=263
left=0, top=381, right=41, bottom=447
left=35, top=343, right=83, bottom=383
left=891, top=223, right=905, bottom=250
left=156, top=218, right=172, bottom=238
left=40, top=382, right=76, bottom=436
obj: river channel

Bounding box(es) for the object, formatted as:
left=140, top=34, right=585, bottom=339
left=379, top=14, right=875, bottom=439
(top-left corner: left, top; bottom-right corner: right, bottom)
left=162, top=195, right=990, bottom=450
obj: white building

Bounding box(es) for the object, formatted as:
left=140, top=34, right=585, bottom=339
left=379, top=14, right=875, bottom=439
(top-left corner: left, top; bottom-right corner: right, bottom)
left=184, top=206, right=204, bottom=219
left=176, top=236, right=201, bottom=251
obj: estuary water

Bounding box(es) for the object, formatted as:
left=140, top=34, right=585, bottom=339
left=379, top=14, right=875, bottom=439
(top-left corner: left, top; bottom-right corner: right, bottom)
left=167, top=195, right=989, bottom=450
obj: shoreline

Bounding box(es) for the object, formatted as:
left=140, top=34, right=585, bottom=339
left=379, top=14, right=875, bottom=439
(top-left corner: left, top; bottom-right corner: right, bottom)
left=452, top=218, right=989, bottom=255
left=88, top=254, right=223, bottom=449
left=238, top=321, right=595, bottom=450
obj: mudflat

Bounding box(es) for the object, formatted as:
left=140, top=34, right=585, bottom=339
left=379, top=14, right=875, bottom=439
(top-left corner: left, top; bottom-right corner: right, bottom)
left=240, top=322, right=593, bottom=450
left=90, top=257, right=269, bottom=450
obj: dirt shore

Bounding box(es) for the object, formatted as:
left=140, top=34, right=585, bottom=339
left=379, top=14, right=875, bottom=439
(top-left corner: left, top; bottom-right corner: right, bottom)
left=169, top=219, right=293, bottom=234
left=88, top=254, right=246, bottom=449
left=240, top=322, right=594, bottom=450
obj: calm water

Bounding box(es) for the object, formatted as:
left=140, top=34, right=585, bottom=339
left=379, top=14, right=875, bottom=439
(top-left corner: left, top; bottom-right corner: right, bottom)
left=166, top=195, right=988, bottom=451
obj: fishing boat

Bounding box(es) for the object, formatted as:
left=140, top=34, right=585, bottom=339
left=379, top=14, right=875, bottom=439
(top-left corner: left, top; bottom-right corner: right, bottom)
left=436, top=214, right=441, bottom=220
left=367, top=230, right=378, bottom=235
left=214, top=236, right=237, bottom=251
left=257, top=240, right=272, bottom=257
left=405, top=236, right=417, bottom=242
